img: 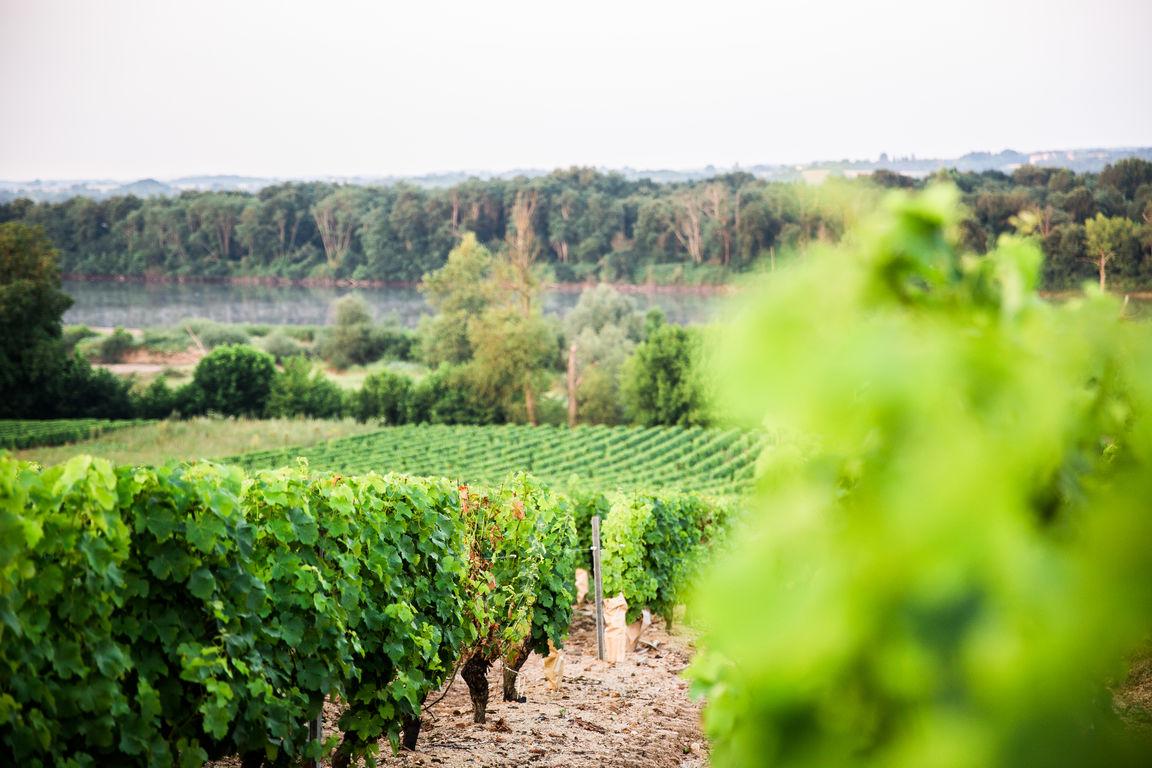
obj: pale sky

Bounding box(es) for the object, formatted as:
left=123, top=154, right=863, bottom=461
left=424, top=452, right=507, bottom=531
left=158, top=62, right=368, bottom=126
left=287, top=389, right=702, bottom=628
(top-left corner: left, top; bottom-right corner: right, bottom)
left=1, top=0, right=1149, bottom=180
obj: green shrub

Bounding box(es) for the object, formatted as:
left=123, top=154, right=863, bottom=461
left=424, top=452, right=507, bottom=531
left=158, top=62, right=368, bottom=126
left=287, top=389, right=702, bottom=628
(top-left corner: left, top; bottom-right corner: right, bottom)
left=457, top=473, right=578, bottom=718
left=57, top=355, right=136, bottom=418
left=568, top=486, right=612, bottom=569
left=191, top=345, right=275, bottom=417
left=197, top=324, right=250, bottom=349
left=266, top=356, right=345, bottom=419
left=318, top=295, right=415, bottom=369
left=0, top=455, right=476, bottom=766
left=62, top=324, right=97, bottom=353
left=242, top=465, right=470, bottom=761
left=97, top=327, right=136, bottom=363
left=352, top=370, right=413, bottom=424
left=372, top=325, right=416, bottom=361
left=140, top=327, right=192, bottom=355
left=261, top=331, right=304, bottom=363
left=408, top=364, right=500, bottom=425
left=282, top=326, right=316, bottom=343
left=318, top=324, right=414, bottom=370
left=134, top=376, right=182, bottom=419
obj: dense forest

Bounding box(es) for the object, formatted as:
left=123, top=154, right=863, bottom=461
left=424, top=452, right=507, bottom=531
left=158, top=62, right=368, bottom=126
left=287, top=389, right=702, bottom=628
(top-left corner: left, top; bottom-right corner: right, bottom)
left=2, top=160, right=1150, bottom=289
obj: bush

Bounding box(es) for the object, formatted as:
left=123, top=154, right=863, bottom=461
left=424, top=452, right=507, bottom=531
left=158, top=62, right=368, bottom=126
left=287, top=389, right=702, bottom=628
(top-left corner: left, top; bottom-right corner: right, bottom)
left=243, top=323, right=272, bottom=337
left=352, top=370, right=413, bottom=424
left=317, top=324, right=372, bottom=369
left=318, top=295, right=415, bottom=369
left=133, top=376, right=186, bottom=419
left=332, top=294, right=372, bottom=325
left=56, top=356, right=137, bottom=418
left=318, top=323, right=415, bottom=370
left=282, top=326, right=316, bottom=343
left=140, top=327, right=192, bottom=355
left=371, top=325, right=416, bottom=361
left=262, top=331, right=304, bottom=363
left=457, top=474, right=578, bottom=718
left=266, top=356, right=346, bottom=418
left=601, top=492, right=726, bottom=626
left=191, top=345, right=276, bottom=417
left=409, top=364, right=500, bottom=425
left=97, top=327, right=136, bottom=363
left=197, top=323, right=251, bottom=349
left=62, top=325, right=97, bottom=353
left=0, top=456, right=475, bottom=765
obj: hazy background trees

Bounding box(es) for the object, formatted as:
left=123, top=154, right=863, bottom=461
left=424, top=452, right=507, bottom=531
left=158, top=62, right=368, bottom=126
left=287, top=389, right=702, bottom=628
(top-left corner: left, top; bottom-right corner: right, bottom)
left=6, top=160, right=1149, bottom=290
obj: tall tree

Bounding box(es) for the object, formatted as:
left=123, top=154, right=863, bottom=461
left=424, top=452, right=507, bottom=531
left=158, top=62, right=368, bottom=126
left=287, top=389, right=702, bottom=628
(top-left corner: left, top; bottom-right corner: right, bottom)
left=417, top=233, right=496, bottom=366
left=1084, top=213, right=1138, bottom=289
left=312, top=188, right=363, bottom=270
left=562, top=285, right=643, bottom=425
left=621, top=323, right=710, bottom=427
left=504, top=190, right=541, bottom=314
left=492, top=190, right=551, bottom=423
left=467, top=307, right=556, bottom=425
left=0, top=223, right=73, bottom=417
left=672, top=189, right=705, bottom=264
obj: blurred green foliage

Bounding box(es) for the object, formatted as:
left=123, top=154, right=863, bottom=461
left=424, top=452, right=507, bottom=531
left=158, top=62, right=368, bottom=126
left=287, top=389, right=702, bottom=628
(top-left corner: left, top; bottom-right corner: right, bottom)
left=690, top=185, right=1152, bottom=767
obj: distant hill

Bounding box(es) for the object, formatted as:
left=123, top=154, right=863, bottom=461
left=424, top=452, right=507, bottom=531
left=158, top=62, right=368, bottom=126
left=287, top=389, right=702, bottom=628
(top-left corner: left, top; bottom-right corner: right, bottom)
left=2, top=146, right=1150, bottom=202
left=114, top=178, right=176, bottom=197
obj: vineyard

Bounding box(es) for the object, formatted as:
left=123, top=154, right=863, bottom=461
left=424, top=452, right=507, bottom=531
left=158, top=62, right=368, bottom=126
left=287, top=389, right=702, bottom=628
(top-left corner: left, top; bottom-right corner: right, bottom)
left=0, top=453, right=723, bottom=767
left=0, top=419, right=151, bottom=450
left=7, top=188, right=1152, bottom=768
left=232, top=424, right=764, bottom=495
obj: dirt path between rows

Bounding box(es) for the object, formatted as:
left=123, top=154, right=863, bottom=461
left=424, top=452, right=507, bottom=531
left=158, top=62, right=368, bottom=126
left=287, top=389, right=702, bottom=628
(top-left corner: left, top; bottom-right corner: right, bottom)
left=211, top=606, right=708, bottom=768
left=367, top=608, right=707, bottom=768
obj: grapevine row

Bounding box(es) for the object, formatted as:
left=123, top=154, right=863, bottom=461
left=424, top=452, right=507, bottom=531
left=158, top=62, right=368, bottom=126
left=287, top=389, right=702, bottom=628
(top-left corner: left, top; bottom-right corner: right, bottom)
left=232, top=424, right=765, bottom=495
left=0, top=419, right=152, bottom=449
left=0, top=455, right=576, bottom=767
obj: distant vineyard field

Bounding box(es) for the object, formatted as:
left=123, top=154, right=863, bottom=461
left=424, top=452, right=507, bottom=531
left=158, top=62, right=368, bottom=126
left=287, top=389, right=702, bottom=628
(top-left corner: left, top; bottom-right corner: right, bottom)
left=232, top=424, right=764, bottom=494
left=0, top=419, right=152, bottom=450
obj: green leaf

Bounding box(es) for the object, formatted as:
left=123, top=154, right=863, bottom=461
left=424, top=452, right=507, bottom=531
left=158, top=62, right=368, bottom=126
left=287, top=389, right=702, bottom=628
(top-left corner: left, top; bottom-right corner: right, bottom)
left=187, top=569, right=216, bottom=601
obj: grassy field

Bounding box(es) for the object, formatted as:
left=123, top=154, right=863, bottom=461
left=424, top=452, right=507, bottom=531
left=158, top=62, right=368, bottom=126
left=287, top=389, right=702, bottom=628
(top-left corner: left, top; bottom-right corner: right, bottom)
left=12, top=417, right=380, bottom=467
left=232, top=423, right=764, bottom=494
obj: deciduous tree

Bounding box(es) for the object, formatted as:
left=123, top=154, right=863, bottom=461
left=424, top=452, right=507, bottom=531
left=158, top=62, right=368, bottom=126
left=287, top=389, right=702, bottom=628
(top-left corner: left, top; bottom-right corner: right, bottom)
left=1084, top=213, right=1138, bottom=289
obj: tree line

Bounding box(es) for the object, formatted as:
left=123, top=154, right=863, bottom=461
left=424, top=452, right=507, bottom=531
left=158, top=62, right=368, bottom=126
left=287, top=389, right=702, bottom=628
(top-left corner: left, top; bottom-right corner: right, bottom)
left=1, top=219, right=709, bottom=426
left=2, top=160, right=1150, bottom=289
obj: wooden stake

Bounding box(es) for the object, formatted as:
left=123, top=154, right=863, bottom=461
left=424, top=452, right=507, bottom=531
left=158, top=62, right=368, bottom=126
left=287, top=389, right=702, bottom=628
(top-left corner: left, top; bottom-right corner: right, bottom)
left=308, top=712, right=322, bottom=768
left=591, top=515, right=605, bottom=661
left=567, top=341, right=579, bottom=428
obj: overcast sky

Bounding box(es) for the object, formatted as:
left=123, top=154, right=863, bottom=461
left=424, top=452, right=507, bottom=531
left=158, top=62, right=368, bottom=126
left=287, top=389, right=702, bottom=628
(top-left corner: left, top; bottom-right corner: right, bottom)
left=1, top=0, right=1149, bottom=180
